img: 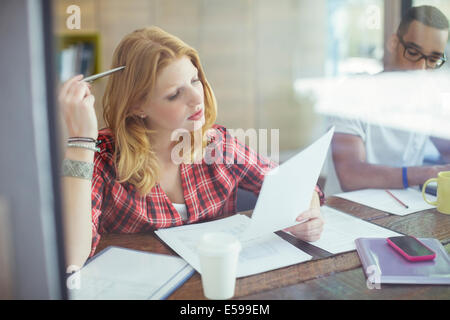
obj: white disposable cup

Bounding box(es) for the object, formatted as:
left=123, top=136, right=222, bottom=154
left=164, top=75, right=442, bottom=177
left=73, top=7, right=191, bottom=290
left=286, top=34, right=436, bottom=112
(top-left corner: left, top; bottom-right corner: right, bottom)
left=197, top=232, right=241, bottom=300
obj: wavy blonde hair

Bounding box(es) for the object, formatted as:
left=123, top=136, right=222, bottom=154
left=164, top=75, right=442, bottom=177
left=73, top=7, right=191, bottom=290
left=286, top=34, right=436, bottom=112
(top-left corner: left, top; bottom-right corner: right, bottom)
left=102, top=26, right=217, bottom=195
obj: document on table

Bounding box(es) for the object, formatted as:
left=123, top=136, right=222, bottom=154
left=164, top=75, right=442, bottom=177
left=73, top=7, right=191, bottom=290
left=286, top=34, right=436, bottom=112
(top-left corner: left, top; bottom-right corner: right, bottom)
left=334, top=188, right=436, bottom=216
left=306, top=206, right=402, bottom=254
left=155, top=214, right=312, bottom=278
left=68, top=247, right=194, bottom=300
left=155, top=129, right=334, bottom=277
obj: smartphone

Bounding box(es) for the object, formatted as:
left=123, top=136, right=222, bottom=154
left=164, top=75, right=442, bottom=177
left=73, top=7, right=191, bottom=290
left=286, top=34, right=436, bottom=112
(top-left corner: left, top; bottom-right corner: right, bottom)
left=387, top=236, right=436, bottom=262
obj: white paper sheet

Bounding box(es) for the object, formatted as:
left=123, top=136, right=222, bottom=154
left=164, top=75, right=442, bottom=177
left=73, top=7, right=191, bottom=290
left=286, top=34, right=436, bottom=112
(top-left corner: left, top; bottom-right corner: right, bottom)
left=306, top=206, right=402, bottom=254
left=242, top=127, right=334, bottom=240
left=334, top=188, right=436, bottom=216
left=154, top=129, right=334, bottom=278
left=155, top=214, right=312, bottom=278
left=68, top=247, right=194, bottom=300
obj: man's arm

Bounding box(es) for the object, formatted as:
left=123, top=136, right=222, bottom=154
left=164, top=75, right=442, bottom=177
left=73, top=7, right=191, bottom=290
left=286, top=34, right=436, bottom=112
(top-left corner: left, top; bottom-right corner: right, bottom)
left=332, top=133, right=442, bottom=191
left=430, top=137, right=450, bottom=163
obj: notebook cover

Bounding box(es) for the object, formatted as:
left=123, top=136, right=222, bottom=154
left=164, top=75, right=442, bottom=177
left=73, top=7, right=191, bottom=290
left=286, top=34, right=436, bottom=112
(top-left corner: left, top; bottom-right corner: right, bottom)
left=355, top=238, right=450, bottom=285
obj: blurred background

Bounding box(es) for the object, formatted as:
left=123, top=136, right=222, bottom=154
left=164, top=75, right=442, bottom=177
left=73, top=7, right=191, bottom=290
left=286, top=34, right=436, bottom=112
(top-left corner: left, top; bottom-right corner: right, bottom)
left=1, top=0, right=449, bottom=299
left=51, top=0, right=450, bottom=158
left=53, top=0, right=444, bottom=155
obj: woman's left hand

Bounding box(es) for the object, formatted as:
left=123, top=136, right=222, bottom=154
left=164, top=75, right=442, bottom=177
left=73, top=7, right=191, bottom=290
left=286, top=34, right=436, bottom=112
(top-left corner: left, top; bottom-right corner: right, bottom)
left=283, top=191, right=324, bottom=242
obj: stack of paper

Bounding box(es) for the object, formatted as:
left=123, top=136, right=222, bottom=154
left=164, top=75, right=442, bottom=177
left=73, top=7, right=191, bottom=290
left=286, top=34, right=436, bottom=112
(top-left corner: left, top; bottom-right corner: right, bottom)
left=156, top=128, right=337, bottom=277
left=156, top=214, right=312, bottom=278
left=307, top=206, right=401, bottom=254
left=335, top=188, right=437, bottom=216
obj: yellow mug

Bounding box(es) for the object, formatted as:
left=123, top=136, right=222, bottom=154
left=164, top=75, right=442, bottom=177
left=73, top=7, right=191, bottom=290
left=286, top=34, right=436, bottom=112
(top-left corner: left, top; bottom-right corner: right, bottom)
left=422, top=171, right=450, bottom=214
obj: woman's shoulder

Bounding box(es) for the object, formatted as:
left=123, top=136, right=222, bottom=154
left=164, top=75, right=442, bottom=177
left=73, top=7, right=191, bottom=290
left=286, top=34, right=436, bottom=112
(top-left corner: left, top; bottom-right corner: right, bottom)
left=208, top=124, right=233, bottom=141
left=206, top=124, right=235, bottom=149
left=210, top=124, right=226, bottom=134
left=205, top=124, right=249, bottom=164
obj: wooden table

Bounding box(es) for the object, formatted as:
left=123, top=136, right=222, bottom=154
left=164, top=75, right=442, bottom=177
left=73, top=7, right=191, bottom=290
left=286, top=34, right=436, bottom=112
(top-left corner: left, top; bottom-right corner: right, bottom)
left=94, top=197, right=450, bottom=300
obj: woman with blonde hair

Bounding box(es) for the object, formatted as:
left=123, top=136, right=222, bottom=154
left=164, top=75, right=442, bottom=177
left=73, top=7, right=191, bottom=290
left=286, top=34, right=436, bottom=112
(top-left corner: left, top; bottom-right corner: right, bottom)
left=59, top=26, right=325, bottom=268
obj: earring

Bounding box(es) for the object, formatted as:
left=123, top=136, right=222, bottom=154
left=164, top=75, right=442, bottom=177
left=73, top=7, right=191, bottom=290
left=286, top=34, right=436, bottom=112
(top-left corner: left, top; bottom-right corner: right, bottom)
left=140, top=114, right=146, bottom=119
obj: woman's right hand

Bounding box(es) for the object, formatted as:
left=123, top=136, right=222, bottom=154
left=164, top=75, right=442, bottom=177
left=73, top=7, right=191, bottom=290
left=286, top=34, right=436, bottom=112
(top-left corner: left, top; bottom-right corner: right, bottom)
left=58, top=75, right=98, bottom=140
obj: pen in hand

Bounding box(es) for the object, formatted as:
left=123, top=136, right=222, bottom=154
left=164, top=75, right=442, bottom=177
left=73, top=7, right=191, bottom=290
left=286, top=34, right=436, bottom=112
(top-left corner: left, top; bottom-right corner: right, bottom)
left=82, top=66, right=126, bottom=83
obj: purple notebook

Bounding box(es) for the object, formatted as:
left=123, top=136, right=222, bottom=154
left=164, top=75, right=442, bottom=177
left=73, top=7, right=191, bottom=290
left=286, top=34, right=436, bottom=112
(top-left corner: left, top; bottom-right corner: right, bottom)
left=355, top=238, right=450, bottom=285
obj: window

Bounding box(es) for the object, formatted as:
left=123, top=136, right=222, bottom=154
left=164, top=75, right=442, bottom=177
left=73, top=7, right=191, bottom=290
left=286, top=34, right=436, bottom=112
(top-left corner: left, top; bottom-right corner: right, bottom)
left=326, top=0, right=385, bottom=76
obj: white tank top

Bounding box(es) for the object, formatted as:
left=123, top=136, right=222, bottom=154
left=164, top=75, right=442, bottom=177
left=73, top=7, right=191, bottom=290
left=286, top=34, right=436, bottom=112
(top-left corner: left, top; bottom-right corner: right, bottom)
left=172, top=203, right=188, bottom=221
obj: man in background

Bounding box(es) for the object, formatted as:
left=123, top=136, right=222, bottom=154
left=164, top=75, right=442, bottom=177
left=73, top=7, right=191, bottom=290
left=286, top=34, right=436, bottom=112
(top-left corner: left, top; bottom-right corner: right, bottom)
left=325, top=5, right=450, bottom=195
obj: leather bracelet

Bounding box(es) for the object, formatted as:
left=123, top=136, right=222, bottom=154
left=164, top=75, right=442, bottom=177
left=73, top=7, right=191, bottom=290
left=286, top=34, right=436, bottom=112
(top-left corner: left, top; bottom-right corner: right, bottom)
left=68, top=137, right=97, bottom=143
left=61, top=159, right=94, bottom=180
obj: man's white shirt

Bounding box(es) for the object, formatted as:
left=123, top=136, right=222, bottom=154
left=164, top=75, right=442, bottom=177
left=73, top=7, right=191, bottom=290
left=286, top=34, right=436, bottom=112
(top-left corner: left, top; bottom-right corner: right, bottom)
left=324, top=116, right=430, bottom=196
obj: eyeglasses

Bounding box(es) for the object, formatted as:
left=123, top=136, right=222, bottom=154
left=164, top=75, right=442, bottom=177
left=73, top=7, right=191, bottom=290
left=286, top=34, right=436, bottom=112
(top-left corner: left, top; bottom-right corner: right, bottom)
left=397, top=35, right=447, bottom=69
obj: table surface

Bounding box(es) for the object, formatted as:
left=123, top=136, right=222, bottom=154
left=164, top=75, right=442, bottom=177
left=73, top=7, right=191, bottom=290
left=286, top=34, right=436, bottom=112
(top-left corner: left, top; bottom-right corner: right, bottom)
left=94, top=196, right=450, bottom=300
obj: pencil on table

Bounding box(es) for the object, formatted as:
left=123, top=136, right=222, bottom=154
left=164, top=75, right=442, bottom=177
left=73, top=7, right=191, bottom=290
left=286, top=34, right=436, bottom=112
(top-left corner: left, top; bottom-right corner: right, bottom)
left=385, top=189, right=409, bottom=209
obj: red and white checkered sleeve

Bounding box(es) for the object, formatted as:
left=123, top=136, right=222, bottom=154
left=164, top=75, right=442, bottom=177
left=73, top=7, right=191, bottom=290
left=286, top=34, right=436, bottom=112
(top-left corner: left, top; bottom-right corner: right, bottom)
left=88, top=147, right=109, bottom=258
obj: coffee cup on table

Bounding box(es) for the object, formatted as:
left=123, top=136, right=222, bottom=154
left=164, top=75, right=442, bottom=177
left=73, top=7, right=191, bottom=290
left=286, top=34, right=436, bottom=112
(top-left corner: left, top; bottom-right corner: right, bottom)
left=422, top=171, right=450, bottom=214
left=197, top=232, right=241, bottom=300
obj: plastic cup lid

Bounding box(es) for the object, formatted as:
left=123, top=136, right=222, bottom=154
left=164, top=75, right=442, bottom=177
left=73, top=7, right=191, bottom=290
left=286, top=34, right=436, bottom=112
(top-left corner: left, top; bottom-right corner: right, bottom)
left=197, top=232, right=242, bottom=257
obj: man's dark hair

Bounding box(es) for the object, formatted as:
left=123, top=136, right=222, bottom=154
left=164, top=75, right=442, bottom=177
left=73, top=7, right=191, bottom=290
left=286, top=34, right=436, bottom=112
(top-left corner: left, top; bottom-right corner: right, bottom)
left=397, top=5, right=449, bottom=37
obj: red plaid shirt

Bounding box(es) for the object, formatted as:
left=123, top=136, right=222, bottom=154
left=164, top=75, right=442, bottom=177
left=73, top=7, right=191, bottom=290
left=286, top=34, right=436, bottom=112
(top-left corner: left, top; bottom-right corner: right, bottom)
left=90, top=125, right=324, bottom=257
